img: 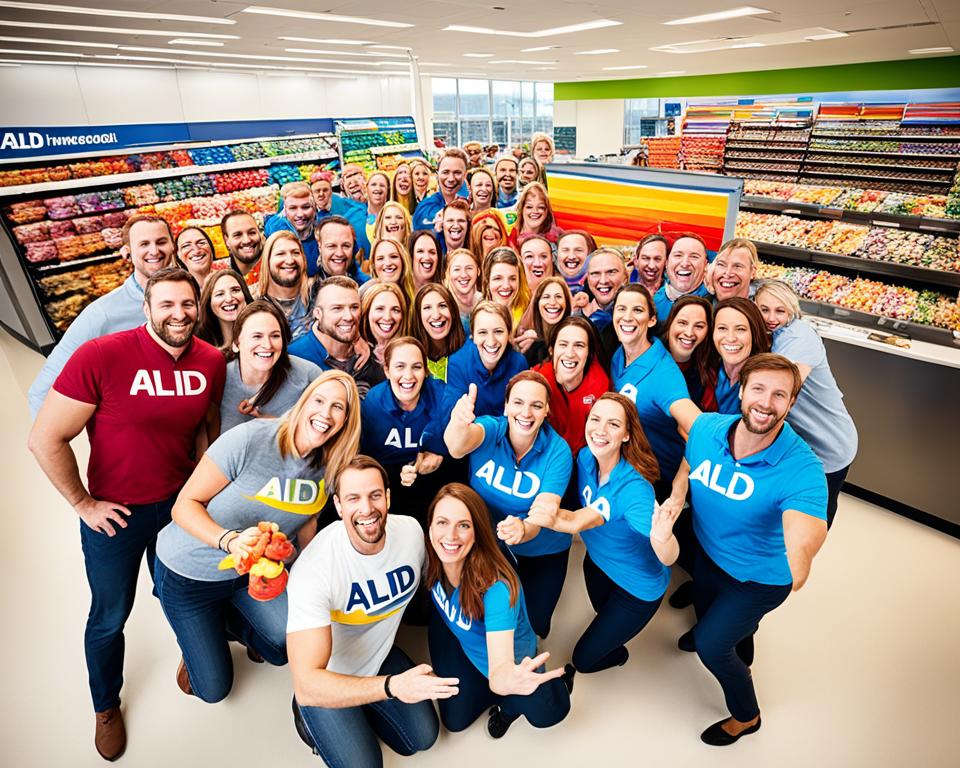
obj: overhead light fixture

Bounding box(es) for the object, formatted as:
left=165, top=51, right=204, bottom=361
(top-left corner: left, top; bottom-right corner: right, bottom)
left=602, top=64, right=648, bottom=70
left=653, top=28, right=844, bottom=53
left=575, top=49, right=620, bottom=55
left=522, top=45, right=559, bottom=52
left=909, top=46, right=953, bottom=54
left=463, top=53, right=494, bottom=58
left=283, top=47, right=404, bottom=58
left=0, top=46, right=86, bottom=56
left=805, top=32, right=848, bottom=41
left=241, top=6, right=413, bottom=28
left=96, top=52, right=406, bottom=76
left=279, top=37, right=374, bottom=45
left=488, top=59, right=558, bottom=65
left=0, top=62, right=19, bottom=65
left=655, top=70, right=686, bottom=76
left=0, top=35, right=118, bottom=48
left=367, top=44, right=412, bottom=50
left=0, top=20, right=238, bottom=38
left=664, top=7, right=772, bottom=25
left=444, top=19, right=621, bottom=38
left=169, top=39, right=225, bottom=47
left=119, top=45, right=387, bottom=66
left=0, top=1, right=236, bottom=24
left=729, top=42, right=765, bottom=48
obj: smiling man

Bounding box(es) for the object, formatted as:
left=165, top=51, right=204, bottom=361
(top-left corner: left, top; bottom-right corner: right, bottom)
left=710, top=237, right=759, bottom=302
left=221, top=210, right=264, bottom=286
left=440, top=198, right=471, bottom=254
left=653, top=232, right=711, bottom=322
left=286, top=455, right=455, bottom=767
left=412, top=148, right=469, bottom=231
left=582, top=247, right=628, bottom=333
left=265, top=182, right=324, bottom=277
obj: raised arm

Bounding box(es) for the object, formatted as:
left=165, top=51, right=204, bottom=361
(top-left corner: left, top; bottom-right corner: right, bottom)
left=443, top=383, right=485, bottom=459
left=487, top=630, right=564, bottom=697
left=782, top=509, right=828, bottom=591
left=670, top=398, right=702, bottom=440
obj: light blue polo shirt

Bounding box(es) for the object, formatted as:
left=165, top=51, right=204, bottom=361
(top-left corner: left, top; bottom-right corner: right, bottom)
left=652, top=282, right=710, bottom=324
left=714, top=366, right=742, bottom=415
left=577, top=449, right=670, bottom=601
left=686, top=413, right=827, bottom=586
left=430, top=579, right=538, bottom=678
left=610, top=337, right=690, bottom=479
left=469, top=415, right=573, bottom=557
left=772, top=319, right=858, bottom=473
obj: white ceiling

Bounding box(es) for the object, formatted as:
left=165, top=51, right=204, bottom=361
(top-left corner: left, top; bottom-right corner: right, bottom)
left=0, top=1, right=955, bottom=82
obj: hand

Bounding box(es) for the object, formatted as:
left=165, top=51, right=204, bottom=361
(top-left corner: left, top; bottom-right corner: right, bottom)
left=227, top=525, right=263, bottom=557
left=650, top=498, right=683, bottom=543
left=75, top=497, right=131, bottom=536
left=388, top=664, right=459, bottom=703
left=507, top=652, right=565, bottom=696
left=571, top=291, right=590, bottom=311
left=353, top=336, right=371, bottom=369
left=496, top=515, right=525, bottom=545
left=399, top=451, right=444, bottom=488
left=432, top=211, right=443, bottom=233
left=451, top=383, right=478, bottom=426
left=525, top=502, right=559, bottom=530
left=583, top=298, right=599, bottom=318
left=514, top=328, right=537, bottom=353
left=237, top=399, right=263, bottom=418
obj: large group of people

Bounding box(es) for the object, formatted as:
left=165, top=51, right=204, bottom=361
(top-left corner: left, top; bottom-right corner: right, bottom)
left=26, top=133, right=858, bottom=765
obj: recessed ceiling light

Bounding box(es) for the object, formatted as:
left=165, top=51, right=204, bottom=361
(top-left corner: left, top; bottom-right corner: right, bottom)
left=655, top=70, right=686, bottom=76
left=0, top=2, right=236, bottom=24
left=169, top=39, right=225, bottom=47
left=575, top=49, right=620, bottom=55
left=444, top=19, right=621, bottom=38
left=603, top=64, right=648, bottom=70
left=0, top=46, right=84, bottom=56
left=909, top=46, right=953, bottom=54
left=664, top=7, right=772, bottom=25
left=118, top=45, right=388, bottom=66
left=284, top=47, right=405, bottom=58
left=241, top=6, right=413, bottom=28
left=0, top=20, right=238, bottom=38
left=463, top=53, right=494, bottom=58
left=729, top=42, right=765, bottom=48
left=488, top=59, right=558, bottom=64
left=522, top=45, right=559, bottom=52
left=279, top=37, right=374, bottom=45
left=805, top=32, right=848, bottom=41
left=0, top=35, right=118, bottom=48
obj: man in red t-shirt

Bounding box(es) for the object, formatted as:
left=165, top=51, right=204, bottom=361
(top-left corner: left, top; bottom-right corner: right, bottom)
left=28, top=267, right=225, bottom=762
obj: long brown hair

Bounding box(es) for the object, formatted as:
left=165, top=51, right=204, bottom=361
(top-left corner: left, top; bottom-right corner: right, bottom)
left=257, top=230, right=310, bottom=307
left=360, top=282, right=408, bottom=345
left=481, top=246, right=531, bottom=328
left=226, top=299, right=292, bottom=410
left=425, top=483, right=521, bottom=621
left=595, top=392, right=660, bottom=484
left=197, top=268, right=253, bottom=348
left=661, top=294, right=718, bottom=390
left=529, top=276, right=572, bottom=347
left=409, top=282, right=465, bottom=361
left=390, top=162, right=417, bottom=213
left=468, top=210, right=508, bottom=261
left=515, top=181, right=554, bottom=234
left=368, top=237, right=416, bottom=300
left=715, top=297, right=771, bottom=356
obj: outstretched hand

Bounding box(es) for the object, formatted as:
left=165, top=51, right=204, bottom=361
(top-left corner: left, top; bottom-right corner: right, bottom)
left=452, top=383, right=478, bottom=426
left=389, top=664, right=459, bottom=703
left=508, top=652, right=565, bottom=697
left=650, top=498, right=683, bottom=544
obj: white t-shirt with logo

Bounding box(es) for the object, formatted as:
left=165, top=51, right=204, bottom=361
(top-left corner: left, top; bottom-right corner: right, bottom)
left=286, top=515, right=425, bottom=677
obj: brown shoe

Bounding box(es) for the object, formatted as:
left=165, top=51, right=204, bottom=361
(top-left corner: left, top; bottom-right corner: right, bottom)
left=94, top=707, right=126, bottom=761
left=176, top=657, right=194, bottom=697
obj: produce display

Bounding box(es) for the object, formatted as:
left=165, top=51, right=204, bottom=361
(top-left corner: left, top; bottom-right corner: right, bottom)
left=642, top=137, right=681, bottom=169
left=680, top=135, right=725, bottom=173
left=741, top=180, right=953, bottom=219
left=37, top=257, right=133, bottom=332
left=337, top=118, right=422, bottom=172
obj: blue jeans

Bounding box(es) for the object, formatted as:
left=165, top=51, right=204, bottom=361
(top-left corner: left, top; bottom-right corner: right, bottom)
left=572, top=554, right=662, bottom=673
left=692, top=549, right=791, bottom=721
left=154, top=558, right=288, bottom=703
left=79, top=494, right=175, bottom=712
left=427, top=608, right=570, bottom=732
left=295, top=646, right=439, bottom=768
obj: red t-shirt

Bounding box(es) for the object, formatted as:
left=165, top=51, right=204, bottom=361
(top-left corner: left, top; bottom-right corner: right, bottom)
left=535, top=357, right=610, bottom=455
left=53, top=325, right=226, bottom=505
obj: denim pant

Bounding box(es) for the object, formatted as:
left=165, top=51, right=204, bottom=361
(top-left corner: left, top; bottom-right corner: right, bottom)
left=572, top=554, right=663, bottom=673
left=295, top=646, right=439, bottom=768
left=692, top=549, right=791, bottom=722
left=514, top=549, right=570, bottom=639
left=79, top=494, right=175, bottom=712
left=427, top=609, right=570, bottom=732
left=154, top=558, right=289, bottom=703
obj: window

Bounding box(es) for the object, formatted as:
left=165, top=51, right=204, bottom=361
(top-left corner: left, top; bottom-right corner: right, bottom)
left=458, top=78, right=490, bottom=145
left=624, top=98, right=664, bottom=145
left=492, top=80, right=520, bottom=146
left=432, top=77, right=458, bottom=146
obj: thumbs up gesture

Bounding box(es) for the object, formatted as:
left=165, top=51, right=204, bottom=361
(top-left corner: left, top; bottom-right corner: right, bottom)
left=452, top=382, right=478, bottom=426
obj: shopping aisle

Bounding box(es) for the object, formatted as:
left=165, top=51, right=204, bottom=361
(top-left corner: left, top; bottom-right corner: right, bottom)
left=1, top=328, right=957, bottom=768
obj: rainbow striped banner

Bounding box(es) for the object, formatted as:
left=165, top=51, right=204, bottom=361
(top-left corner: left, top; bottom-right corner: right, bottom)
left=545, top=163, right=741, bottom=252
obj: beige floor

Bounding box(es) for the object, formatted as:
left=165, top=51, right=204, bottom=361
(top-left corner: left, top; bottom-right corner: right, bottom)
left=1, top=328, right=958, bottom=768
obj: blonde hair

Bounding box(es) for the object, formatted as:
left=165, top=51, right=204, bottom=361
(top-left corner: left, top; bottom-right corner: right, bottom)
left=717, top=237, right=760, bottom=271
left=373, top=201, right=412, bottom=245
left=368, top=237, right=416, bottom=300
left=276, top=370, right=361, bottom=480
left=360, top=281, right=408, bottom=344
left=256, top=230, right=310, bottom=307
left=755, top=279, right=802, bottom=323
left=279, top=181, right=313, bottom=202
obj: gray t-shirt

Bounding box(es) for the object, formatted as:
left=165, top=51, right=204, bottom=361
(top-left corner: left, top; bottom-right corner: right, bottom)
left=220, top=356, right=323, bottom=434
left=156, top=419, right=327, bottom=581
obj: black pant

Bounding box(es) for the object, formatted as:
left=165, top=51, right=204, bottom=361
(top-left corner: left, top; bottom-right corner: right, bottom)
left=385, top=457, right=467, bottom=530
left=572, top=554, right=662, bottom=673
left=514, top=549, right=569, bottom=639
left=825, top=465, right=850, bottom=529
left=427, top=609, right=570, bottom=732
left=692, top=549, right=791, bottom=722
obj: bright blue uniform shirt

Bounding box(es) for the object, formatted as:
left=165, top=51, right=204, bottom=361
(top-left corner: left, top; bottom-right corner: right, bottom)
left=469, top=415, right=573, bottom=557
left=430, top=579, right=537, bottom=678
left=288, top=330, right=331, bottom=370
left=652, top=282, right=710, bottom=324
left=361, top=377, right=447, bottom=464
left=686, top=412, right=827, bottom=586
left=411, top=185, right=469, bottom=231
left=577, top=448, right=670, bottom=601
left=714, top=366, right=741, bottom=415
left=264, top=213, right=320, bottom=277
left=610, top=337, right=690, bottom=479
left=440, top=339, right=528, bottom=420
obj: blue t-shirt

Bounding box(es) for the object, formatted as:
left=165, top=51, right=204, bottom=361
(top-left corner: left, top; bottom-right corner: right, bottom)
left=430, top=579, right=537, bottom=678
left=772, top=320, right=858, bottom=473
left=577, top=449, right=670, bottom=601
left=610, top=337, right=690, bottom=479
left=361, top=377, right=447, bottom=464
left=264, top=213, right=320, bottom=277
left=288, top=329, right=331, bottom=370
left=469, top=415, right=573, bottom=557
left=441, top=340, right=528, bottom=420
left=714, top=366, right=741, bottom=415
left=652, top=282, right=710, bottom=325
left=411, top=186, right=469, bottom=231
left=319, top=194, right=372, bottom=267
left=686, top=413, right=827, bottom=586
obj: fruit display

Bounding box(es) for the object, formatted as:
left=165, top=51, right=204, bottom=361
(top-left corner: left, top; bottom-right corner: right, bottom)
left=742, top=180, right=797, bottom=199
left=831, top=188, right=888, bottom=212
left=642, top=137, right=681, bottom=169
left=338, top=120, right=421, bottom=172
left=680, top=135, right=725, bottom=173
left=218, top=522, right=295, bottom=602
left=858, top=229, right=960, bottom=272
left=38, top=257, right=133, bottom=332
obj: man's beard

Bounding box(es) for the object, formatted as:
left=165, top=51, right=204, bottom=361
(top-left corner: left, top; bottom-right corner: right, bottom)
left=229, top=242, right=262, bottom=266
left=150, top=315, right=194, bottom=347
left=270, top=265, right=302, bottom=288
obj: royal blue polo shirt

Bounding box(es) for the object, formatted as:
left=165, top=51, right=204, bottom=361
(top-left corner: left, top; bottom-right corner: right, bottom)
left=441, top=340, right=528, bottom=420
left=577, top=448, right=670, bottom=601
left=411, top=185, right=469, bottom=231
left=686, top=412, right=827, bottom=586
left=361, top=377, right=447, bottom=464
left=288, top=329, right=331, bottom=371
left=469, top=415, right=573, bottom=557
left=652, top=282, right=710, bottom=325
left=714, top=366, right=741, bottom=415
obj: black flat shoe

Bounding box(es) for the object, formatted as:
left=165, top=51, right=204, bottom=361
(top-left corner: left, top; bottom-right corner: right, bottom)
left=700, top=716, right=761, bottom=746
left=486, top=705, right=520, bottom=739
left=668, top=580, right=695, bottom=609
left=562, top=664, right=576, bottom=695
left=677, top=629, right=696, bottom=652
left=291, top=696, right=318, bottom=754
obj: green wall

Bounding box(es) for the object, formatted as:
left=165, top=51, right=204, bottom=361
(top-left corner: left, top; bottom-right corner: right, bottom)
left=554, top=57, right=960, bottom=100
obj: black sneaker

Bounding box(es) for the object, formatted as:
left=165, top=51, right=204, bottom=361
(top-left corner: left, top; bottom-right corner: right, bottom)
left=700, top=716, right=761, bottom=746
left=291, top=696, right=318, bottom=754
left=562, top=663, right=576, bottom=695
left=668, top=580, right=695, bottom=609
left=486, top=705, right=520, bottom=739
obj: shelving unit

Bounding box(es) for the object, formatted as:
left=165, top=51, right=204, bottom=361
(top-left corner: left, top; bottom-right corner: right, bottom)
left=336, top=117, right=423, bottom=173
left=721, top=121, right=812, bottom=181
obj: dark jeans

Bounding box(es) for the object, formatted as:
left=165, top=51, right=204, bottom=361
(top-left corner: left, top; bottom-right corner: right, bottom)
left=295, top=646, right=439, bottom=768
left=78, top=494, right=175, bottom=712
left=514, top=549, right=570, bottom=639
left=427, top=609, right=570, bottom=732
left=692, top=549, right=791, bottom=722
left=572, top=554, right=663, bottom=673
left=825, top=465, right=850, bottom=529
left=154, top=559, right=289, bottom=703
left=654, top=478, right=698, bottom=578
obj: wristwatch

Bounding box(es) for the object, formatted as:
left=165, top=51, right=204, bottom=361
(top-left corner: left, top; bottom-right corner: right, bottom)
left=384, top=674, right=395, bottom=700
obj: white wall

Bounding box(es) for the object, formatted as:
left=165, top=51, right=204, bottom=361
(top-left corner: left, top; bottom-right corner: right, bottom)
left=0, top=64, right=413, bottom=127
left=563, top=99, right=625, bottom=158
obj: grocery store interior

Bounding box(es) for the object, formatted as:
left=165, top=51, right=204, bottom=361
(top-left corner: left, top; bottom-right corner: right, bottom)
left=1, top=2, right=959, bottom=767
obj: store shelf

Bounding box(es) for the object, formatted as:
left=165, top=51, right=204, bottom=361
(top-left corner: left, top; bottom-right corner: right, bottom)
left=811, top=132, right=960, bottom=141
left=369, top=143, right=422, bottom=155
left=803, top=159, right=956, bottom=173
left=727, top=155, right=804, bottom=164
left=805, top=148, right=960, bottom=161
left=797, top=170, right=953, bottom=186
left=740, top=196, right=960, bottom=233
left=750, top=240, right=960, bottom=290
left=798, top=298, right=960, bottom=347
left=726, top=166, right=799, bottom=176
left=726, top=143, right=806, bottom=152
left=31, top=252, right=121, bottom=273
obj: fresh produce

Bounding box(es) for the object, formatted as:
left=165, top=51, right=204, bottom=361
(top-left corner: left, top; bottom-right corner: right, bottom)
left=217, top=522, right=295, bottom=602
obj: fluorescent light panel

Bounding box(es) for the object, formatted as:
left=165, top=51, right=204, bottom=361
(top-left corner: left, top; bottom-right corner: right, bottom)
left=119, top=45, right=389, bottom=66
left=0, top=20, right=238, bottom=38
left=522, top=45, right=558, bottom=52
left=279, top=37, right=374, bottom=45
left=463, top=53, right=494, bottom=58
left=656, top=70, right=685, bottom=76
left=444, top=19, right=621, bottom=38
left=283, top=47, right=405, bottom=58
left=0, top=1, right=236, bottom=24
left=575, top=49, right=619, bottom=55
left=488, top=59, right=558, bottom=64
left=909, top=46, right=953, bottom=54
left=241, top=6, right=413, bottom=28
left=169, top=39, right=224, bottom=47
left=603, top=64, right=648, bottom=70
left=0, top=46, right=84, bottom=56
left=0, top=35, right=117, bottom=48
left=664, top=7, right=771, bottom=25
